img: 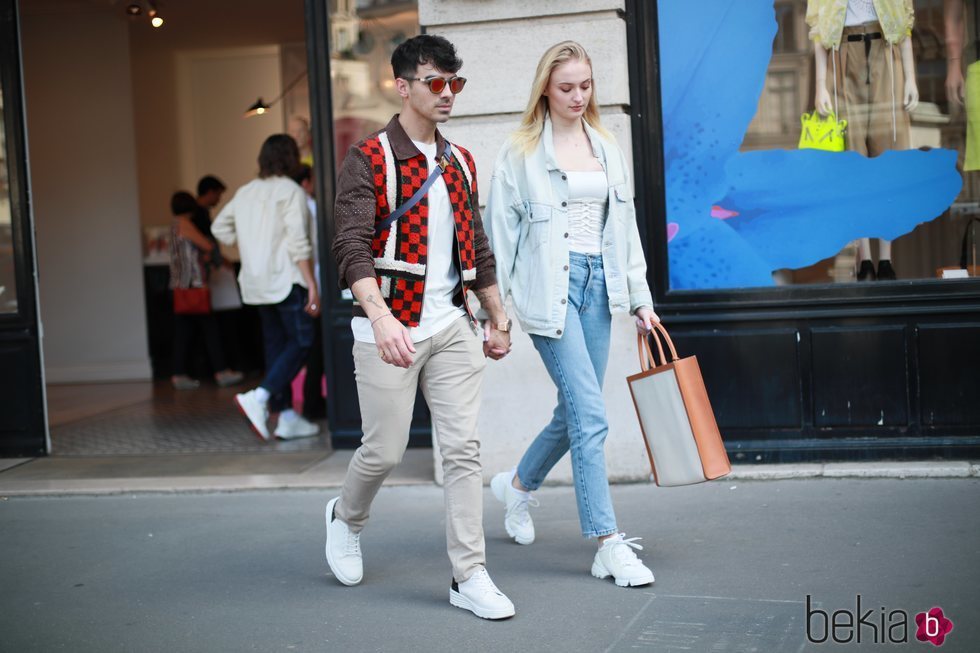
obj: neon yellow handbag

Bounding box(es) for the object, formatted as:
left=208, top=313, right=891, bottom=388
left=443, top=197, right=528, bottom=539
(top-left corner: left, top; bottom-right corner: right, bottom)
left=798, top=111, right=847, bottom=152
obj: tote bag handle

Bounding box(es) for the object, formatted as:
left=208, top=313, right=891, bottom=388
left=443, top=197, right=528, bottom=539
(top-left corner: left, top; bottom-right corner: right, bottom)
left=636, top=322, right=680, bottom=372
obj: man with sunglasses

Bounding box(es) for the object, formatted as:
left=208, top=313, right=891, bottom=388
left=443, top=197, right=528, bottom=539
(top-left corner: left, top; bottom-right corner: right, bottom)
left=327, top=34, right=515, bottom=620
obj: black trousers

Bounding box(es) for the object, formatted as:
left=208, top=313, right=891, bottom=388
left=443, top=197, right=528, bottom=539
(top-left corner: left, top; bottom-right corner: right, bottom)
left=172, top=313, right=226, bottom=376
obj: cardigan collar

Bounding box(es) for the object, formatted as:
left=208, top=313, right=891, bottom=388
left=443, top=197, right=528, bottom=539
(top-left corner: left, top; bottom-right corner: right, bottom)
left=384, top=114, right=449, bottom=162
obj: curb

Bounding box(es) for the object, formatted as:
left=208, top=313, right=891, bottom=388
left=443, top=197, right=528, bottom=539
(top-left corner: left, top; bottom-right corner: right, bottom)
left=0, top=461, right=977, bottom=498
left=726, top=461, right=980, bottom=481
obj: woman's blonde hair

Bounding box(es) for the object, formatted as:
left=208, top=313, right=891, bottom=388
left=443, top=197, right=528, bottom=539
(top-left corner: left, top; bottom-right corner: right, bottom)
left=510, top=41, right=612, bottom=155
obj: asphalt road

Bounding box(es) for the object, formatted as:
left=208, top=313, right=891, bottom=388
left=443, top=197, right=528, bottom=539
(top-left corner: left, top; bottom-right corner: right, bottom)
left=2, top=479, right=978, bottom=652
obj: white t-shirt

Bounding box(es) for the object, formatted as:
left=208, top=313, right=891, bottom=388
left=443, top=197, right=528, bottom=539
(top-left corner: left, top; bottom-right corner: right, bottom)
left=351, top=139, right=465, bottom=343
left=845, top=0, right=878, bottom=26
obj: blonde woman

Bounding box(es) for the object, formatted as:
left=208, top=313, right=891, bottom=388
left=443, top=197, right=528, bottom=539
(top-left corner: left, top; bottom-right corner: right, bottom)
left=484, top=41, right=658, bottom=587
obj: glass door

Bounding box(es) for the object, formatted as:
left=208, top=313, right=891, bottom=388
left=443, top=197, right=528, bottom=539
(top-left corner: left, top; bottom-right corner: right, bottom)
left=0, top=0, right=46, bottom=457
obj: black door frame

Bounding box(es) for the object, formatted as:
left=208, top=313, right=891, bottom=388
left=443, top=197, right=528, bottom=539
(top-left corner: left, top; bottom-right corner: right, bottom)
left=0, top=0, right=47, bottom=457
left=625, top=0, right=980, bottom=461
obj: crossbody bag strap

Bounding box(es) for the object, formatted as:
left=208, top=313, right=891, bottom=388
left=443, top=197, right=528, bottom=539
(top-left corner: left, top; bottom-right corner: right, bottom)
left=374, top=141, right=453, bottom=236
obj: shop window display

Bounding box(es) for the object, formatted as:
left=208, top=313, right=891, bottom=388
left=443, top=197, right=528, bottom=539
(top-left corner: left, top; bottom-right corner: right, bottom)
left=659, top=0, right=975, bottom=290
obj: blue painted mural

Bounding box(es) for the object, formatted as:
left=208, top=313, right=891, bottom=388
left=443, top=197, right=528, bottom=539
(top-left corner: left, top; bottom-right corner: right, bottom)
left=659, top=1, right=963, bottom=290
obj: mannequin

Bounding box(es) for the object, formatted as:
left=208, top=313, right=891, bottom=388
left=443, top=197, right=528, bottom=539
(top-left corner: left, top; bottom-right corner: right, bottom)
left=808, top=0, right=919, bottom=281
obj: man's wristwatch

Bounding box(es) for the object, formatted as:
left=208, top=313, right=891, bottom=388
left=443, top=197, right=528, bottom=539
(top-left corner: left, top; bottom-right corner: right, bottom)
left=492, top=318, right=513, bottom=333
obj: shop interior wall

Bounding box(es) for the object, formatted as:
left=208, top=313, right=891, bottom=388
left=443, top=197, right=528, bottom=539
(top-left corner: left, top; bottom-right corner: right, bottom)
left=19, top=0, right=304, bottom=385
left=129, top=0, right=305, bottom=231
left=20, top=4, right=151, bottom=383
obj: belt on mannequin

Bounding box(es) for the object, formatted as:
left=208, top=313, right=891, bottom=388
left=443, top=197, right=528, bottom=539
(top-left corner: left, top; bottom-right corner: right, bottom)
left=846, top=32, right=882, bottom=42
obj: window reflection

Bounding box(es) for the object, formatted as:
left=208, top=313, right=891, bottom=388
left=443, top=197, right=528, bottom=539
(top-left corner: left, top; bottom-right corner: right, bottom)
left=329, top=0, right=418, bottom=300
left=0, top=85, right=18, bottom=313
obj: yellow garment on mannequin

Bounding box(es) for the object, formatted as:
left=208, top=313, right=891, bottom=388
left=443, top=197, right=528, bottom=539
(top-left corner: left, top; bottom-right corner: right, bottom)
left=965, top=62, right=980, bottom=171
left=806, top=0, right=914, bottom=47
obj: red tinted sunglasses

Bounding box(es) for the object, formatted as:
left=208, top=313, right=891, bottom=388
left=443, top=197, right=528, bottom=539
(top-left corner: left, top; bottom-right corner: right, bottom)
left=404, top=75, right=467, bottom=94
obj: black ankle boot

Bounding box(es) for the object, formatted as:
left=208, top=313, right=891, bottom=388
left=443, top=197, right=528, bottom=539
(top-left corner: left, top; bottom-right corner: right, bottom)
left=877, top=259, right=896, bottom=281
left=856, top=260, right=876, bottom=281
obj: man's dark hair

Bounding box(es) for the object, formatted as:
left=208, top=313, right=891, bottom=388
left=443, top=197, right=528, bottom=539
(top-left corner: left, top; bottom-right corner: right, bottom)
left=290, top=163, right=312, bottom=186
left=197, top=175, right=226, bottom=196
left=390, top=34, right=462, bottom=80
left=258, top=134, right=300, bottom=179
left=171, top=191, right=198, bottom=216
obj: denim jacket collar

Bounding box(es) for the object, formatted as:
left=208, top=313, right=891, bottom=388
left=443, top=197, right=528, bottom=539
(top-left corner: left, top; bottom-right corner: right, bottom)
left=542, top=115, right=605, bottom=171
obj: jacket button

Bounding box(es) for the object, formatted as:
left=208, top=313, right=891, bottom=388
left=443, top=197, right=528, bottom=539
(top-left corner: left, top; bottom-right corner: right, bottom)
left=561, top=299, right=566, bottom=305
left=556, top=329, right=562, bottom=335
left=563, top=265, right=569, bottom=271
left=561, top=201, right=567, bottom=207
left=561, top=174, right=567, bottom=181
left=563, top=233, right=569, bottom=238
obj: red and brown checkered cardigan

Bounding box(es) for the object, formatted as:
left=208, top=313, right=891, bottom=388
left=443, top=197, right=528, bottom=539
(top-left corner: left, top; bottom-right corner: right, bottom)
left=333, top=118, right=495, bottom=328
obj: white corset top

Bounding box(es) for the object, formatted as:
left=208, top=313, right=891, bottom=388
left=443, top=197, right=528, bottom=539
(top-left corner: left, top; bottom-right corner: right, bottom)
left=565, top=170, right=608, bottom=255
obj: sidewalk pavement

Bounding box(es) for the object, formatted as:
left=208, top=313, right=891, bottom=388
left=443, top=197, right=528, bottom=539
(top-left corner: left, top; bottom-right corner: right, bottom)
left=1, top=477, right=978, bottom=652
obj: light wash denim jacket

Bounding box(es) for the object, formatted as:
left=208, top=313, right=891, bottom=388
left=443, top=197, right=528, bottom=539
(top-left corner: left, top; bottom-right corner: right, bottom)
left=484, top=117, right=654, bottom=338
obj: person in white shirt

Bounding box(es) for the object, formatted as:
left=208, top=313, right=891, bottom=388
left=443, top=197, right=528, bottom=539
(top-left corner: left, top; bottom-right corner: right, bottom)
left=212, top=134, right=321, bottom=441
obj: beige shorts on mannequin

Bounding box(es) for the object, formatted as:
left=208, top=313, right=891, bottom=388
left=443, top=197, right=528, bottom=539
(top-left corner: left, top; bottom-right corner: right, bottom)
left=334, top=315, right=487, bottom=583
left=832, top=22, right=911, bottom=157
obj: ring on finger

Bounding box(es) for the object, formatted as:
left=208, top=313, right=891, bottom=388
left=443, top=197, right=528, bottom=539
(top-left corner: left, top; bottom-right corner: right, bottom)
left=378, top=349, right=387, bottom=360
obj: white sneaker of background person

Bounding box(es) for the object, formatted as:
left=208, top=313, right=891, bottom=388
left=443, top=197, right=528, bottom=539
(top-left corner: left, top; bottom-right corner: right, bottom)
left=450, top=567, right=515, bottom=620
left=324, top=497, right=362, bottom=586
left=591, top=533, right=655, bottom=587
left=274, top=410, right=320, bottom=440
left=491, top=468, right=538, bottom=545
left=234, top=388, right=271, bottom=441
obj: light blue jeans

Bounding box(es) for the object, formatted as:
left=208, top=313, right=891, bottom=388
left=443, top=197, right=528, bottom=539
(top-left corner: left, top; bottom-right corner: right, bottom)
left=517, top=252, right=617, bottom=538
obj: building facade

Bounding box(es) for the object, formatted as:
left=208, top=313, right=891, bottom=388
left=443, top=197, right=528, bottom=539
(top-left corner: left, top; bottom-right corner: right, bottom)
left=1, top=0, right=978, bottom=478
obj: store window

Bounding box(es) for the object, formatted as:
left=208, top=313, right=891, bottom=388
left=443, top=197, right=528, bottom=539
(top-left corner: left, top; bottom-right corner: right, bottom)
left=328, top=0, right=419, bottom=300
left=329, top=0, right=419, bottom=168
left=658, top=0, right=977, bottom=290
left=0, top=83, right=16, bottom=314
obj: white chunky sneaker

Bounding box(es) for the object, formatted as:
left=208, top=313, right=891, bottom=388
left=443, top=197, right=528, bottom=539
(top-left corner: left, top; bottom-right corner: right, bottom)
left=324, top=497, right=363, bottom=586
left=450, top=567, right=515, bottom=620
left=491, top=469, right=538, bottom=545
left=591, top=533, right=655, bottom=587
left=274, top=415, right=320, bottom=440
left=234, top=389, right=270, bottom=441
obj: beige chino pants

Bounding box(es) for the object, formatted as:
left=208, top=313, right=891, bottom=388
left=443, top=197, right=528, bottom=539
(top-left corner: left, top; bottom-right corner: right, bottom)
left=335, top=316, right=487, bottom=583
left=833, top=22, right=911, bottom=157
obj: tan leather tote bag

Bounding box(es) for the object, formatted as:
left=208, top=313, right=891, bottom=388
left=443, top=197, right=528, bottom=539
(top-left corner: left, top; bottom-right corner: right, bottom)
left=626, top=324, right=731, bottom=486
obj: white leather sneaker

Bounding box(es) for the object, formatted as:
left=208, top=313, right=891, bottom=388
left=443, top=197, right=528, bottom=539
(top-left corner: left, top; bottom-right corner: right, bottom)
left=274, top=415, right=320, bottom=440
left=325, top=497, right=363, bottom=586
left=591, top=533, right=655, bottom=587
left=234, top=389, right=270, bottom=441
left=491, top=469, right=538, bottom=545
left=450, top=567, right=515, bottom=620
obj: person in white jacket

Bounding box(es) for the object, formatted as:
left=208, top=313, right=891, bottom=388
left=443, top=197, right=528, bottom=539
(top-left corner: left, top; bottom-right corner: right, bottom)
left=212, top=134, right=321, bottom=441
left=483, top=41, right=659, bottom=588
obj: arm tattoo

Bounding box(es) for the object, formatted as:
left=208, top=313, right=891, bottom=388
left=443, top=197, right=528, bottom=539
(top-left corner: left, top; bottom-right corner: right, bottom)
left=365, top=293, right=386, bottom=310
left=475, top=286, right=504, bottom=317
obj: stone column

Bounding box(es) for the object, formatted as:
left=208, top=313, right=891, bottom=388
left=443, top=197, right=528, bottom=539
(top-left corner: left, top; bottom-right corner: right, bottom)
left=423, top=0, right=653, bottom=485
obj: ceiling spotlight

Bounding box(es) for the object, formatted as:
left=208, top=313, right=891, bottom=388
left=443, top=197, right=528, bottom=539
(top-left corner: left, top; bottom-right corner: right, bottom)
left=151, top=15, right=164, bottom=27
left=125, top=3, right=142, bottom=16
